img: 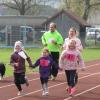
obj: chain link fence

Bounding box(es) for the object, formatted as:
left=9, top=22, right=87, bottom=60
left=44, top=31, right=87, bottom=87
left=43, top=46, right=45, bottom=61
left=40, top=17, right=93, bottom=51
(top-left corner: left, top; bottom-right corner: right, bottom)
left=0, top=25, right=100, bottom=48
left=0, top=25, right=44, bottom=48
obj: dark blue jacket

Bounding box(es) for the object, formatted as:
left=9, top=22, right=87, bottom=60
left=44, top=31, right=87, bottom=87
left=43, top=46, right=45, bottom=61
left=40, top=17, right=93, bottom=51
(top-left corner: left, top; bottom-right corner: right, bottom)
left=32, top=56, right=54, bottom=78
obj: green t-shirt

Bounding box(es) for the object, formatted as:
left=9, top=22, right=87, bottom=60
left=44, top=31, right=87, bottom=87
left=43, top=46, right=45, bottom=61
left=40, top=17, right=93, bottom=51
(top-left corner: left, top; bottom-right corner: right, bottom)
left=41, top=30, right=63, bottom=52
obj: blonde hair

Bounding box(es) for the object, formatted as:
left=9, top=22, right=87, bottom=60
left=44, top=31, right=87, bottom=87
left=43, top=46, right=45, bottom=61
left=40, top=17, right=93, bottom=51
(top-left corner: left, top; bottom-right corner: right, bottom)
left=68, top=39, right=76, bottom=49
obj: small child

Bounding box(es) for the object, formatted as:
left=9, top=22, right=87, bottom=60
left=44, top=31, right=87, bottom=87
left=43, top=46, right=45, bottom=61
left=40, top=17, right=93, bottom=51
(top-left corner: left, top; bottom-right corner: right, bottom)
left=31, top=48, right=54, bottom=96
left=0, top=62, right=6, bottom=80
left=10, top=41, right=32, bottom=95
left=59, top=39, right=85, bottom=96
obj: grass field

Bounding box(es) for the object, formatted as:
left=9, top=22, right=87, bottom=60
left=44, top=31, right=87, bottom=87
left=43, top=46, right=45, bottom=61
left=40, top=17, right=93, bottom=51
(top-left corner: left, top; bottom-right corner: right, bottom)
left=0, top=48, right=100, bottom=77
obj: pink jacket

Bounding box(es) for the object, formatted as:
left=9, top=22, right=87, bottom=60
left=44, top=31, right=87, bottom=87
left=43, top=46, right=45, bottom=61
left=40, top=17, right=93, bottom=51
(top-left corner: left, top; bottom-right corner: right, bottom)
left=59, top=49, right=85, bottom=70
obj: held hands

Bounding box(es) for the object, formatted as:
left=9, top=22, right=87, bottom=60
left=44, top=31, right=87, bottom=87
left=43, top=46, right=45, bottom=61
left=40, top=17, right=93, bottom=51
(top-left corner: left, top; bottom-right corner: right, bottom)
left=29, top=64, right=33, bottom=69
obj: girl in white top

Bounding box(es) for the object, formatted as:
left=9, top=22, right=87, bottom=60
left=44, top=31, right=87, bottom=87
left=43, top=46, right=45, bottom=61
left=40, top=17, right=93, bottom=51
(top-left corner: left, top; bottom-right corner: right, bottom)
left=63, top=27, right=83, bottom=52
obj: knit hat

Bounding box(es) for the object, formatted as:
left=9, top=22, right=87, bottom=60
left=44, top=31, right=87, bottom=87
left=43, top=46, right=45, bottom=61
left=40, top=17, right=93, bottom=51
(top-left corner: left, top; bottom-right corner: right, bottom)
left=14, top=41, right=24, bottom=52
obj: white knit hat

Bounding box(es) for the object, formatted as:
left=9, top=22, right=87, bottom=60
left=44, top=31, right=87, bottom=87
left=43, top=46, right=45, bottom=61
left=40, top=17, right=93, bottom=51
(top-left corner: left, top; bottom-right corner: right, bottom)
left=14, top=41, right=24, bottom=52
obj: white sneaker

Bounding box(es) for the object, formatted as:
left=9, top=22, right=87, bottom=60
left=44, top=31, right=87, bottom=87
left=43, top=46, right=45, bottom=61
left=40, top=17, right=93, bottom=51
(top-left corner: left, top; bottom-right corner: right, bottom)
left=45, top=88, right=49, bottom=95
left=0, top=76, right=2, bottom=80
left=45, top=91, right=49, bottom=95
left=17, top=91, right=24, bottom=96
left=42, top=91, right=46, bottom=96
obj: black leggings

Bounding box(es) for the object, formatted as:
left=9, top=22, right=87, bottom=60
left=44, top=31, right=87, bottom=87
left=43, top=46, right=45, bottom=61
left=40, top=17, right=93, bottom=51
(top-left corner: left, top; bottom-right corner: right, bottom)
left=65, top=70, right=78, bottom=88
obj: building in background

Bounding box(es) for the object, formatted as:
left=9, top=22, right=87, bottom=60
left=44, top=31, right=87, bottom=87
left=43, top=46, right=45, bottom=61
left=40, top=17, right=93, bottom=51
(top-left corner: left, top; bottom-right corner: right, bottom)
left=0, top=9, right=89, bottom=47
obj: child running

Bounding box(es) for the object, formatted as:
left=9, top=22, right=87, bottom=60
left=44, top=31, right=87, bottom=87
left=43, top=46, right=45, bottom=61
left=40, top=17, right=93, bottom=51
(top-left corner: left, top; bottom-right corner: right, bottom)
left=59, top=39, right=85, bottom=96
left=31, top=48, right=55, bottom=96
left=10, top=41, right=32, bottom=95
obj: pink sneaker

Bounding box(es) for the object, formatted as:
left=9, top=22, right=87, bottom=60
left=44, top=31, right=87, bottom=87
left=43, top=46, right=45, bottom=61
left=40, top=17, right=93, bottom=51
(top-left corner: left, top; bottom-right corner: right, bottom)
left=69, top=87, right=76, bottom=96
left=66, top=87, right=71, bottom=94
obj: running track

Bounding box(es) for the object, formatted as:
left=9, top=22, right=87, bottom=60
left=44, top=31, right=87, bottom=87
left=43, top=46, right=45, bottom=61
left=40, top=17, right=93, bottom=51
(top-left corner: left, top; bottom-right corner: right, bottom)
left=0, top=60, right=100, bottom=100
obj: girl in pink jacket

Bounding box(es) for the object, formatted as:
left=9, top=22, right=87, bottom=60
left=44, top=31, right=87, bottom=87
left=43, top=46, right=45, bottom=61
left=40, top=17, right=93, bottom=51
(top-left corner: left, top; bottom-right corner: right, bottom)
left=59, top=39, right=85, bottom=96
left=63, top=27, right=83, bottom=52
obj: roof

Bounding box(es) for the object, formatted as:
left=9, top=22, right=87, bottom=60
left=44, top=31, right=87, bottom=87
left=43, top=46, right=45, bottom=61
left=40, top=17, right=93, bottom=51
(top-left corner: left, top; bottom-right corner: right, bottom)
left=42, top=9, right=90, bottom=26
left=0, top=9, right=90, bottom=27
left=0, top=15, right=48, bottom=26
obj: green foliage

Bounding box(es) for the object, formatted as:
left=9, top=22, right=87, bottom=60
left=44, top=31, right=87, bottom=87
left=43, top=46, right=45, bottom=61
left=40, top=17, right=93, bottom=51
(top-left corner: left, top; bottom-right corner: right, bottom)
left=61, top=0, right=100, bottom=20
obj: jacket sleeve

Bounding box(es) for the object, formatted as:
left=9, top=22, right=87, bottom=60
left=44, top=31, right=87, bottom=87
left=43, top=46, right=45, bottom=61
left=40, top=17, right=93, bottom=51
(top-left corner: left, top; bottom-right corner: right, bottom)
left=56, top=31, right=63, bottom=45
left=76, top=38, right=83, bottom=52
left=77, top=52, right=85, bottom=68
left=26, top=57, right=33, bottom=67
left=41, top=34, right=47, bottom=46
left=59, top=50, right=66, bottom=69
left=32, top=59, right=40, bottom=68
left=21, top=51, right=32, bottom=67
left=10, top=54, right=16, bottom=67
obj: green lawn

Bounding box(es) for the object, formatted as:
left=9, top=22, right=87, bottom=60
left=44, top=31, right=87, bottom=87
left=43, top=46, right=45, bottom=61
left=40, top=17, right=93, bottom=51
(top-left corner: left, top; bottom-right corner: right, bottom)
left=82, top=48, right=100, bottom=61
left=0, top=48, right=100, bottom=77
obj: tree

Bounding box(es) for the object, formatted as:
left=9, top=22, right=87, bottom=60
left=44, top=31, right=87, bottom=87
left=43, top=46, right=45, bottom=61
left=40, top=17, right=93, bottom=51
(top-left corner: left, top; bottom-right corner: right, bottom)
left=60, top=0, right=100, bottom=47
left=61, top=0, right=100, bottom=21
left=0, top=0, right=51, bottom=15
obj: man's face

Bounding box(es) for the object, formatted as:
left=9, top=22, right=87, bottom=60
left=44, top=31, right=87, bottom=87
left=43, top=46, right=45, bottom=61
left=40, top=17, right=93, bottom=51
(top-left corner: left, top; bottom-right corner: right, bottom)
left=49, top=23, right=56, bottom=32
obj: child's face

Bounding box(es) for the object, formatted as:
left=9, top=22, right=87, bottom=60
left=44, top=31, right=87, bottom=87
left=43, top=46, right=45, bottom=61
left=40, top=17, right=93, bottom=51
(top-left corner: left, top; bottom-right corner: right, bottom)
left=68, top=40, right=76, bottom=49
left=69, top=28, right=76, bottom=38
left=15, top=45, right=21, bottom=51
left=42, top=50, right=49, bottom=56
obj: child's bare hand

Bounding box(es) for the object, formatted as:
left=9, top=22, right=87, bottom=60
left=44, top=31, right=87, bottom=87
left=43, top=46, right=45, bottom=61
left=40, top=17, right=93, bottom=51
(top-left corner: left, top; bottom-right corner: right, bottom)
left=15, top=63, right=19, bottom=66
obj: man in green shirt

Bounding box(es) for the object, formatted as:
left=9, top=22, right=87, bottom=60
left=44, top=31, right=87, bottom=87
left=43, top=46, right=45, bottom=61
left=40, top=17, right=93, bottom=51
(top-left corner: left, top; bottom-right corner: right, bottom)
left=41, top=22, right=63, bottom=80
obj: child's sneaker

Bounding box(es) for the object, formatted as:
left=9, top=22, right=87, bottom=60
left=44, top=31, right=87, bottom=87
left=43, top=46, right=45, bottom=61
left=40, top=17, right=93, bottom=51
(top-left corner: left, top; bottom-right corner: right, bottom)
left=51, top=76, right=56, bottom=81
left=17, top=90, right=24, bottom=96
left=45, top=90, right=49, bottom=95
left=0, top=76, right=2, bottom=80
left=42, top=91, right=46, bottom=96
left=66, top=87, right=71, bottom=94
left=69, top=87, right=76, bottom=96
